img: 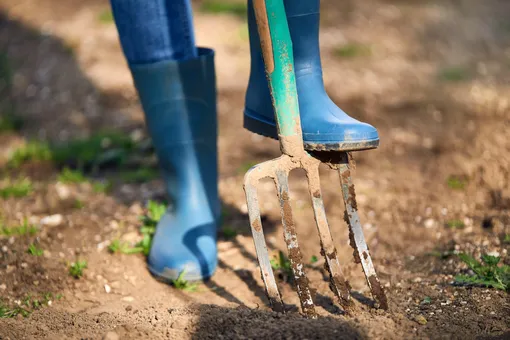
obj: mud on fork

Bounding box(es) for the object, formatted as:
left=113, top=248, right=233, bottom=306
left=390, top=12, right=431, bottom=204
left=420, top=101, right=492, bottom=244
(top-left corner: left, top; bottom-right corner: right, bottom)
left=243, top=0, right=388, bottom=318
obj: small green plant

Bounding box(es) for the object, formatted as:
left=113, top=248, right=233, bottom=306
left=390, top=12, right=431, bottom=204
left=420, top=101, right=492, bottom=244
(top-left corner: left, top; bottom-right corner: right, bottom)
left=222, top=226, right=237, bottom=239
left=92, top=180, right=112, bottom=194
left=447, top=175, right=467, bottom=190
left=27, top=243, right=43, bottom=256
left=439, top=66, right=470, bottom=82
left=420, top=296, right=432, bottom=305
left=270, top=250, right=293, bottom=280
left=69, top=260, right=88, bottom=279
left=58, top=167, right=86, bottom=184
left=334, top=43, right=371, bottom=59
left=98, top=10, right=114, bottom=24
left=446, top=219, right=465, bottom=229
left=73, top=199, right=85, bottom=209
left=51, top=131, right=135, bottom=170
left=455, top=253, right=510, bottom=291
left=120, top=168, right=159, bottom=183
left=0, top=302, right=30, bottom=318
left=310, top=255, right=318, bottom=264
left=0, top=178, right=33, bottom=198
left=171, top=271, right=199, bottom=292
left=136, top=201, right=166, bottom=255
left=200, top=0, right=247, bottom=19
left=108, top=239, right=143, bottom=254
left=8, top=142, right=53, bottom=168
left=504, top=234, right=510, bottom=244
left=0, top=219, right=37, bottom=237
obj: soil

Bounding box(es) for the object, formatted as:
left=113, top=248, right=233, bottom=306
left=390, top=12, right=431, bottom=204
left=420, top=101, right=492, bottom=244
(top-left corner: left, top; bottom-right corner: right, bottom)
left=1, top=0, right=510, bottom=339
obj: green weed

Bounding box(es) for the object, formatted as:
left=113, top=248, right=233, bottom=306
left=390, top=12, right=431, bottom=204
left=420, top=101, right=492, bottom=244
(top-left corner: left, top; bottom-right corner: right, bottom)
left=200, top=0, right=247, bottom=19
left=420, top=296, right=432, bottom=305
left=69, top=260, right=88, bottom=279
left=8, top=141, right=53, bottom=168
left=58, top=167, right=86, bottom=184
left=504, top=234, right=510, bottom=244
left=136, top=201, right=166, bottom=255
left=270, top=250, right=293, bottom=280
left=73, top=199, right=85, bottom=209
left=334, top=43, right=371, bottom=59
left=51, top=131, right=135, bottom=170
left=92, top=180, right=112, bottom=194
left=310, top=255, right=318, bottom=264
left=108, top=239, right=144, bottom=254
left=455, top=253, right=510, bottom=291
left=446, top=219, right=465, bottom=229
left=0, top=219, right=37, bottom=237
left=222, top=226, right=237, bottom=240
left=439, top=66, right=470, bottom=82
left=0, top=292, right=57, bottom=318
left=0, top=302, right=30, bottom=318
left=120, top=168, right=159, bottom=183
left=172, top=271, right=199, bottom=292
left=0, top=178, right=33, bottom=198
left=27, top=243, right=43, bottom=256
left=98, top=10, right=114, bottom=24
left=447, top=175, right=467, bottom=190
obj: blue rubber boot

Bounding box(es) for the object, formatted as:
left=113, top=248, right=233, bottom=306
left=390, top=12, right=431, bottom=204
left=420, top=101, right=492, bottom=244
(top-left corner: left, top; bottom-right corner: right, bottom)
left=244, top=0, right=379, bottom=151
left=130, top=48, right=219, bottom=281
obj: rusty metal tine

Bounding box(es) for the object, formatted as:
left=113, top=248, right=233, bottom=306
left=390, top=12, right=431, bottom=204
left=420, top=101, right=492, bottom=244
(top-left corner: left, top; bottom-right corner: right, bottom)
left=338, top=154, right=389, bottom=310
left=274, top=170, right=316, bottom=318
left=306, top=165, right=353, bottom=310
left=244, top=177, right=285, bottom=313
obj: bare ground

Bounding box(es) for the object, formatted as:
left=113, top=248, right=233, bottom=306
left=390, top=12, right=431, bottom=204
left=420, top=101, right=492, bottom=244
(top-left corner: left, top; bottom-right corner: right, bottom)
left=0, top=0, right=509, bottom=339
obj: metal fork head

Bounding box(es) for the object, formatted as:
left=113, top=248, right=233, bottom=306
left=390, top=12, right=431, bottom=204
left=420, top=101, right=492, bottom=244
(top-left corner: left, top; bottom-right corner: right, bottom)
left=244, top=153, right=355, bottom=318
left=243, top=152, right=388, bottom=317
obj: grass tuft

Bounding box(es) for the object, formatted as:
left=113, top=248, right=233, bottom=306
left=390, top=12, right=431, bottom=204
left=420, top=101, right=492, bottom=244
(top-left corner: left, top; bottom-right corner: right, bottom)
left=439, top=66, right=470, bottom=82
left=446, top=219, right=465, bottom=229
left=0, top=219, right=37, bottom=237
left=69, top=260, right=88, bottom=279
left=58, top=167, right=86, bottom=184
left=334, top=43, right=371, bottom=59
left=0, top=178, right=33, bottom=198
left=447, top=175, right=467, bottom=190
left=8, top=141, right=52, bottom=168
left=108, top=239, right=144, bottom=254
left=200, top=0, right=247, bottom=19
left=27, top=243, right=43, bottom=256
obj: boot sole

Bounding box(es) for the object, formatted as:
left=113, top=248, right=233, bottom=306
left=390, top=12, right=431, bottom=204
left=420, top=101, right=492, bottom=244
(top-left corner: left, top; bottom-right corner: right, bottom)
left=244, top=109, right=380, bottom=152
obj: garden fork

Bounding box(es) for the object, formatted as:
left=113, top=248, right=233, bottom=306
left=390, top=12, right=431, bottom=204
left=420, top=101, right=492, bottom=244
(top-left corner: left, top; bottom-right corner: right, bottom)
left=243, top=0, right=388, bottom=318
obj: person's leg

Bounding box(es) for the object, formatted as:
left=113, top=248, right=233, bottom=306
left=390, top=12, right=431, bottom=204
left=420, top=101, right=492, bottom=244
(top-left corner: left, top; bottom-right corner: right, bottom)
left=244, top=0, right=379, bottom=152
left=110, top=0, right=219, bottom=281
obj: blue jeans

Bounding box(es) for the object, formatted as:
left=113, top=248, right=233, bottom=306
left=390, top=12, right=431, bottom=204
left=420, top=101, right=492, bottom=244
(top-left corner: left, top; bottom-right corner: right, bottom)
left=110, top=0, right=197, bottom=64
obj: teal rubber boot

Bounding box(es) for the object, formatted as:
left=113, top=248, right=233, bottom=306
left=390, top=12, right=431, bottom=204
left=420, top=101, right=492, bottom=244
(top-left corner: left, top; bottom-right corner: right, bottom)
left=130, top=48, right=219, bottom=281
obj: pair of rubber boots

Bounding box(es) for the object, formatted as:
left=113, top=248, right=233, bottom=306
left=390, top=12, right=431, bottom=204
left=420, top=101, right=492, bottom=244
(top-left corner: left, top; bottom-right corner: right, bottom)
left=130, top=0, right=379, bottom=282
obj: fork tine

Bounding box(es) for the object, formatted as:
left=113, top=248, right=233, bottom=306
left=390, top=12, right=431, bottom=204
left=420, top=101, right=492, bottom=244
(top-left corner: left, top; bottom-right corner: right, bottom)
left=306, top=165, right=354, bottom=310
left=338, top=154, right=389, bottom=310
left=244, top=177, right=285, bottom=313
left=275, top=170, right=317, bottom=318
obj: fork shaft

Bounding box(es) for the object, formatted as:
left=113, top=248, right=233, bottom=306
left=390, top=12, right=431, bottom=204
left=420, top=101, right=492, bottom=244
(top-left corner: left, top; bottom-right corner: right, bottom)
left=275, top=171, right=316, bottom=318
left=338, top=155, right=388, bottom=310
